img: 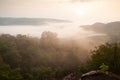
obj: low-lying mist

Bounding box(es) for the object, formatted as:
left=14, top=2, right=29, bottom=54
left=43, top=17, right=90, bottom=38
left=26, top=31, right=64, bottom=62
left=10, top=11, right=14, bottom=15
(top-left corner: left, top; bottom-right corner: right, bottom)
left=0, top=21, right=113, bottom=69
left=0, top=21, right=120, bottom=79
left=0, top=29, right=105, bottom=71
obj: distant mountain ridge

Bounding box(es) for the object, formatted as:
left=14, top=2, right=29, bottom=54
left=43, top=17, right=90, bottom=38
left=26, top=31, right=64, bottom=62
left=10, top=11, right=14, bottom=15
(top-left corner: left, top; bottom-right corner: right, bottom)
left=81, top=21, right=120, bottom=43
left=82, top=21, right=120, bottom=35
left=0, top=17, right=71, bottom=26
left=81, top=21, right=120, bottom=41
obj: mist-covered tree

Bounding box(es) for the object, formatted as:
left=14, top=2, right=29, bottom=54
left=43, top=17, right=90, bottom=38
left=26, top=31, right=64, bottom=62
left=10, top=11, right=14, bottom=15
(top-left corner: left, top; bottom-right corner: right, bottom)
left=0, top=32, right=88, bottom=80
left=0, top=34, right=21, bottom=67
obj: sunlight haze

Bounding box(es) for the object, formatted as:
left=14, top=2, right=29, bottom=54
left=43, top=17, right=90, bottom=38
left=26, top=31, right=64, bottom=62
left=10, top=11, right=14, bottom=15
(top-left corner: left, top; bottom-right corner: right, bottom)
left=0, top=0, right=120, bottom=37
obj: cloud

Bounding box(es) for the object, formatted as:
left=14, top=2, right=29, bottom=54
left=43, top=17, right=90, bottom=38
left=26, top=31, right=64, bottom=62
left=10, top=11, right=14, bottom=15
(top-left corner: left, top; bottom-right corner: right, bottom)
left=0, top=17, right=71, bottom=26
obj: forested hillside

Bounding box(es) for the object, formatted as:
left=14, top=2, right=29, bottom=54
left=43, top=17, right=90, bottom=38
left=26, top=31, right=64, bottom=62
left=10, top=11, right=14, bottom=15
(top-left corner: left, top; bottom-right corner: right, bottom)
left=0, top=31, right=88, bottom=80
left=0, top=21, right=120, bottom=80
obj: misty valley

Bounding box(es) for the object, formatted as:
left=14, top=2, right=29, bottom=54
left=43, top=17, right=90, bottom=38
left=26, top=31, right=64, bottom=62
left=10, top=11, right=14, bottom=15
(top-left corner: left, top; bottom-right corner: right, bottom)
left=1, top=0, right=120, bottom=79
left=0, top=21, right=120, bottom=80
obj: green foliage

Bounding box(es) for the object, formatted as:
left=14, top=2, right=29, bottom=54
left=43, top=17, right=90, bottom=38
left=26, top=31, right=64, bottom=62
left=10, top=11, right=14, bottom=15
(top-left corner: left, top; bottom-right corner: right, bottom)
left=76, top=66, right=89, bottom=73
left=99, top=63, right=109, bottom=74
left=90, top=42, right=120, bottom=73
left=0, top=34, right=21, bottom=67
left=0, top=33, right=85, bottom=80
left=0, top=64, right=23, bottom=80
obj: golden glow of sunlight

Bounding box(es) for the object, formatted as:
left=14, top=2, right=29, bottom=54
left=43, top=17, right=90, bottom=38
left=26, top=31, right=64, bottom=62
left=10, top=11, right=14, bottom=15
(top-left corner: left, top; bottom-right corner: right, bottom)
left=71, top=1, right=100, bottom=16
left=71, top=3, right=91, bottom=16
left=75, top=6, right=86, bottom=15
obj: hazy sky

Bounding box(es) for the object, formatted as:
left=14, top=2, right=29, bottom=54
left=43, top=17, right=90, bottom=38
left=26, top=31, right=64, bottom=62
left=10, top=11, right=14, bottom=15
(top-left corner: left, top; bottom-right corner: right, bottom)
left=0, top=0, right=120, bottom=37
left=0, top=0, right=120, bottom=24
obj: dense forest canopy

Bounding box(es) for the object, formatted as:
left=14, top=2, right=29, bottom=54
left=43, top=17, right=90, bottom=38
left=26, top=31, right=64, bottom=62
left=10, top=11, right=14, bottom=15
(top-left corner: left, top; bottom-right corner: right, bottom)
left=0, top=21, right=120, bottom=80
left=0, top=31, right=90, bottom=80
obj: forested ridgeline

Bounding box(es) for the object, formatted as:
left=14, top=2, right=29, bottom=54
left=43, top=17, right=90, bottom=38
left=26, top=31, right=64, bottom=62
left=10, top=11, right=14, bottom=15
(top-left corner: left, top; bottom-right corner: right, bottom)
left=0, top=32, right=120, bottom=80
left=0, top=32, right=88, bottom=80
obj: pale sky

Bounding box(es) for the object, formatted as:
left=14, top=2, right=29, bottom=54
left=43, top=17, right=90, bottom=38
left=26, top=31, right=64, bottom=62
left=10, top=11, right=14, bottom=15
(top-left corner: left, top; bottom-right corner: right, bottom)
left=0, top=0, right=120, bottom=24
left=0, top=0, right=120, bottom=37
